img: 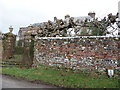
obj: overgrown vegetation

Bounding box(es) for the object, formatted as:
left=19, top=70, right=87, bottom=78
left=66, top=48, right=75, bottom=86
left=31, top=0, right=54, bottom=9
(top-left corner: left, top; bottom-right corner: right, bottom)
left=3, top=54, right=22, bottom=62
left=14, top=46, right=24, bottom=55
left=2, top=55, right=119, bottom=88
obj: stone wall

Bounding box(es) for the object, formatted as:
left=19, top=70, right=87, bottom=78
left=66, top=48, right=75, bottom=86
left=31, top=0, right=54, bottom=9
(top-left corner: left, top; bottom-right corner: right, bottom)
left=2, top=32, right=16, bottom=60
left=21, top=33, right=34, bottom=67
left=34, top=36, right=119, bottom=72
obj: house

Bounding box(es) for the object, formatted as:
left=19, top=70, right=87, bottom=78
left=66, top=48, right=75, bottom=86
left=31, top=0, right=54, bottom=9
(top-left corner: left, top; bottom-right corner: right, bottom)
left=18, top=12, right=96, bottom=40
left=74, top=12, right=95, bottom=23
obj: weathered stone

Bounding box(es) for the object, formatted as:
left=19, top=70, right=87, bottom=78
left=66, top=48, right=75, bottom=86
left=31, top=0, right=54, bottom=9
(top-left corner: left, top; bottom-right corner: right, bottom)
left=33, top=36, right=119, bottom=73
left=21, top=32, right=35, bottom=68
left=2, top=26, right=16, bottom=60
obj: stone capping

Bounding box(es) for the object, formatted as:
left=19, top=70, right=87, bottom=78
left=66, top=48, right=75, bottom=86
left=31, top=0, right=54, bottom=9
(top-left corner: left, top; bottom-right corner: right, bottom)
left=35, top=36, right=120, bottom=39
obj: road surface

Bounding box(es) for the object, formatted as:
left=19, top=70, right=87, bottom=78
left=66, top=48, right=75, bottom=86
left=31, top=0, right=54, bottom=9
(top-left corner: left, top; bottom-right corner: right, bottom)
left=1, top=74, right=57, bottom=88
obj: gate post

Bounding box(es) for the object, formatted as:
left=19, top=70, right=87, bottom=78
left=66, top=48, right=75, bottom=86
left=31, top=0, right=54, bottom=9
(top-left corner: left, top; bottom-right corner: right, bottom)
left=2, top=26, right=16, bottom=60
left=21, top=33, right=33, bottom=68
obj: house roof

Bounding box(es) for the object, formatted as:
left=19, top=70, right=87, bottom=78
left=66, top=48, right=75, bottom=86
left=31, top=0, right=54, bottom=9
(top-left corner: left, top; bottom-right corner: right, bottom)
left=73, top=16, right=92, bottom=22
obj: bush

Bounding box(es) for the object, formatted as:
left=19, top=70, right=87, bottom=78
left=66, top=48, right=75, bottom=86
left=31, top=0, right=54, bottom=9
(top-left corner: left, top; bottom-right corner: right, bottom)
left=14, top=46, right=24, bottom=55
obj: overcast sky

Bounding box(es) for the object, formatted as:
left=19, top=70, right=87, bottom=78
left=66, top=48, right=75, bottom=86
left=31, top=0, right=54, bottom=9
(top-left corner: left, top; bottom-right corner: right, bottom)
left=0, top=0, right=119, bottom=34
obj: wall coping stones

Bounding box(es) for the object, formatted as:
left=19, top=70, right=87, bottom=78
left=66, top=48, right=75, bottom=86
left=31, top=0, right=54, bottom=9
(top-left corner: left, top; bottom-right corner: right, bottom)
left=35, top=36, right=120, bottom=39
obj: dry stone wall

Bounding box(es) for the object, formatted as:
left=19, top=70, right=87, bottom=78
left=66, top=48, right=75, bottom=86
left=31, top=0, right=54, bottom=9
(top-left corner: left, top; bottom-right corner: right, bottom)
left=34, top=36, right=119, bottom=72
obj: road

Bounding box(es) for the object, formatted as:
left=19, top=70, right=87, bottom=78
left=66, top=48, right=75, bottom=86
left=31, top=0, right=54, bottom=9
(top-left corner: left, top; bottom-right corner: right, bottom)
left=1, top=74, right=57, bottom=88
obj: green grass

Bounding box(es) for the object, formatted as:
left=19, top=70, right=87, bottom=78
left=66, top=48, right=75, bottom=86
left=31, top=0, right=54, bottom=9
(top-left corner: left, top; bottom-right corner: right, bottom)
left=2, top=54, right=119, bottom=88
left=2, top=64, right=119, bottom=88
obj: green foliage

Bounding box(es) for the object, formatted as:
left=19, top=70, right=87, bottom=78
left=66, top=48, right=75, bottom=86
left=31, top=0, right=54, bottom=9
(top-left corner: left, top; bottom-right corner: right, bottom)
left=14, top=46, right=24, bottom=55
left=90, top=27, right=104, bottom=36
left=21, top=38, right=34, bottom=68
left=30, top=39, right=34, bottom=60
left=2, top=64, right=119, bottom=88
left=2, top=34, right=8, bottom=50
left=88, top=22, right=104, bottom=36
left=3, top=55, right=22, bottom=62
left=17, top=40, right=23, bottom=47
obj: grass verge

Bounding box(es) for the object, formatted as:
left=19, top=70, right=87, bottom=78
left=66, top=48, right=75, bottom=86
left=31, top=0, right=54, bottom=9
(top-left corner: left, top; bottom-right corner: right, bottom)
left=2, top=64, right=119, bottom=88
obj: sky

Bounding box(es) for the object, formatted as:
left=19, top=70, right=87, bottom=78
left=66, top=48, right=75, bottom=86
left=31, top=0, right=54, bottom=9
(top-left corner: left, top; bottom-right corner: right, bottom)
left=0, top=0, right=119, bottom=35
